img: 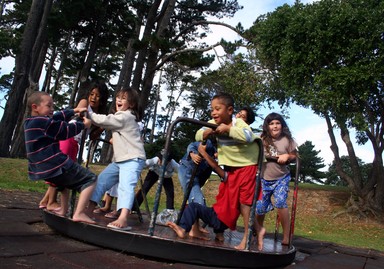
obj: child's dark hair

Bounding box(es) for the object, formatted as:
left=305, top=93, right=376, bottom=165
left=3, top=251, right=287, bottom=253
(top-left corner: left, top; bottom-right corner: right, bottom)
left=26, top=91, right=50, bottom=115
left=212, top=92, right=234, bottom=108
left=157, top=150, right=173, bottom=163
left=88, top=81, right=109, bottom=115
left=116, top=87, right=142, bottom=121
left=261, top=112, right=294, bottom=154
left=240, top=107, right=256, bottom=125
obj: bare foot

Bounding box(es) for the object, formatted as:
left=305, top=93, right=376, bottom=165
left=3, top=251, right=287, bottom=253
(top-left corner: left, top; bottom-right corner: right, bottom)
left=51, top=207, right=66, bottom=217
left=73, top=212, right=96, bottom=224
left=257, top=226, right=266, bottom=251
left=235, top=237, right=246, bottom=250
left=108, top=218, right=128, bottom=229
left=199, top=226, right=210, bottom=234
left=47, top=202, right=61, bottom=211
left=281, top=239, right=289, bottom=246
left=93, top=207, right=110, bottom=214
left=215, top=233, right=224, bottom=242
left=166, top=221, right=187, bottom=239
left=189, top=229, right=210, bottom=240
left=105, top=210, right=119, bottom=219
left=39, top=197, right=48, bottom=208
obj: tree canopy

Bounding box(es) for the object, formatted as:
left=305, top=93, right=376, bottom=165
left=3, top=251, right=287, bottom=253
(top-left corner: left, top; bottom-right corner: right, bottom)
left=0, top=0, right=243, bottom=158
left=244, top=0, right=384, bottom=216
left=1, top=0, right=383, bottom=217
left=325, top=155, right=371, bottom=187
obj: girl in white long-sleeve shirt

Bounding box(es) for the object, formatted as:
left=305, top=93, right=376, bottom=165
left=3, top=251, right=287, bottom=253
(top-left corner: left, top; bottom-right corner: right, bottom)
left=89, top=87, right=146, bottom=231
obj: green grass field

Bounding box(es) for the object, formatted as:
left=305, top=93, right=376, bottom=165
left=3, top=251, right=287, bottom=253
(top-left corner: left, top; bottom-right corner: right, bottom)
left=1, top=157, right=383, bottom=252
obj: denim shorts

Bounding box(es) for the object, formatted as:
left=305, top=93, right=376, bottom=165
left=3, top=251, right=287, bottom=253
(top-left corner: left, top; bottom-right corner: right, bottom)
left=46, top=162, right=97, bottom=193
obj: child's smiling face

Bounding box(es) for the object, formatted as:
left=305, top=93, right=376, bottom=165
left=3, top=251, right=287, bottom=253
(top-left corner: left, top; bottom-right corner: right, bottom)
left=236, top=110, right=248, bottom=124
left=115, top=92, right=130, bottom=112
left=210, top=98, right=233, bottom=125
left=33, top=95, right=54, bottom=117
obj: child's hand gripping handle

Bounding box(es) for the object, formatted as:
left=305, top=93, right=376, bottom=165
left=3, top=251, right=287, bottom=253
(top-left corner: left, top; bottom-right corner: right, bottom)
left=79, top=110, right=88, bottom=118
left=266, top=156, right=291, bottom=165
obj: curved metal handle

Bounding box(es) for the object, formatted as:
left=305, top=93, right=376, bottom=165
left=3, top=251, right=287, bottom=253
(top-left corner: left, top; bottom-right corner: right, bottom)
left=148, top=117, right=217, bottom=236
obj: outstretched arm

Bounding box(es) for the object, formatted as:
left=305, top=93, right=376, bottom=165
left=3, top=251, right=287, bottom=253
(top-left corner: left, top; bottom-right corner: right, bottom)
left=198, top=143, right=227, bottom=182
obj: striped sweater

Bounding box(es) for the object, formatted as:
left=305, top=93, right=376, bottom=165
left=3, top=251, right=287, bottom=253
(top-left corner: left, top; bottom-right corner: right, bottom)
left=24, top=109, right=85, bottom=180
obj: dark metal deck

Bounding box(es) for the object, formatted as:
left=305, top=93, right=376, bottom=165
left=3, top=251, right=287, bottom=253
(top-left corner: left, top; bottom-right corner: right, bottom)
left=43, top=210, right=296, bottom=268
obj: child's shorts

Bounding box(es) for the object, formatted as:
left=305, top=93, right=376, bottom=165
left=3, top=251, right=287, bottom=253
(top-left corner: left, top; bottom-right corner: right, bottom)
left=46, top=162, right=97, bottom=193
left=256, top=173, right=290, bottom=215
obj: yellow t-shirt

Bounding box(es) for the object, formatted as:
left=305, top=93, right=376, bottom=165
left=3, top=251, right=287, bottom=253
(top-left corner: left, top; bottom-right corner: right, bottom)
left=195, top=118, right=260, bottom=167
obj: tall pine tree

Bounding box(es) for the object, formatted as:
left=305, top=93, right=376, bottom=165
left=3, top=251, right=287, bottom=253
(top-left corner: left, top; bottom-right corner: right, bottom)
left=296, top=141, right=326, bottom=184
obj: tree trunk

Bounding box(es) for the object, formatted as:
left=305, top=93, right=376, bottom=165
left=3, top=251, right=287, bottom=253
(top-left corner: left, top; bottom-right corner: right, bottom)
left=325, top=114, right=357, bottom=191
left=131, top=0, right=162, bottom=91
left=41, top=47, right=57, bottom=92
left=326, top=114, right=384, bottom=217
left=0, top=0, right=5, bottom=21
left=140, top=0, right=177, bottom=111
left=117, top=22, right=141, bottom=90
left=9, top=85, right=37, bottom=158
left=364, top=117, right=384, bottom=215
left=121, top=39, right=137, bottom=89
left=30, top=0, right=52, bottom=78
left=77, top=0, right=107, bottom=103
left=9, top=0, right=53, bottom=158
left=149, top=74, right=162, bottom=143
left=70, top=32, right=88, bottom=106
left=338, top=121, right=364, bottom=190
left=370, top=159, right=384, bottom=214
left=31, top=38, right=49, bottom=82
left=0, top=0, right=46, bottom=157
left=70, top=70, right=81, bottom=107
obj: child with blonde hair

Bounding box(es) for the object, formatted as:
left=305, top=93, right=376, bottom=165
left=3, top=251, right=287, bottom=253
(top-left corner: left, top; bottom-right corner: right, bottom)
left=39, top=81, right=109, bottom=212
left=24, top=91, right=96, bottom=224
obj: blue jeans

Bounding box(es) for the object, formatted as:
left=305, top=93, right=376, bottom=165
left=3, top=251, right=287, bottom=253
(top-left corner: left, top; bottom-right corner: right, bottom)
left=90, top=158, right=145, bottom=211
left=180, top=202, right=227, bottom=233
left=178, top=161, right=208, bottom=206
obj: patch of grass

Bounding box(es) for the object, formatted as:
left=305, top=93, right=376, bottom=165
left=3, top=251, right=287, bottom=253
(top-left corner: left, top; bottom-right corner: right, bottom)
left=290, top=215, right=383, bottom=251
left=1, top=157, right=383, bottom=252
left=0, top=158, right=47, bottom=192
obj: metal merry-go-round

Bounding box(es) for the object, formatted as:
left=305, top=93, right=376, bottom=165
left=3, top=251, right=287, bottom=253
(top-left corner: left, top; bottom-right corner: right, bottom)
left=42, top=117, right=300, bottom=268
